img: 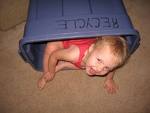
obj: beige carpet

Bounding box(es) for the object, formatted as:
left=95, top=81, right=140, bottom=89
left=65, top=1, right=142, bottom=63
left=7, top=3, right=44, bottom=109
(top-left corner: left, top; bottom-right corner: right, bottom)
left=0, top=0, right=150, bottom=113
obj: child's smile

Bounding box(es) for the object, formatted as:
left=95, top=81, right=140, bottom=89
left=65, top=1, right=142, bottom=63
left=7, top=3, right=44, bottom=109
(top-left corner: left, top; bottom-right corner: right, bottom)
left=88, top=67, right=97, bottom=75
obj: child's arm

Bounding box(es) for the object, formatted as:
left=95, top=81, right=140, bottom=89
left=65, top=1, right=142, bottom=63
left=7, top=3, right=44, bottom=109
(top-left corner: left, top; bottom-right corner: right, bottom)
left=103, top=71, right=119, bottom=94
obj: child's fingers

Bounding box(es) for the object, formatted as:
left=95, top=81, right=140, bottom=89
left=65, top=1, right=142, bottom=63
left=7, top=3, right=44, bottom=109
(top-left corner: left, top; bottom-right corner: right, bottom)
left=104, top=84, right=112, bottom=94
left=108, top=87, right=115, bottom=94
left=104, top=84, right=118, bottom=94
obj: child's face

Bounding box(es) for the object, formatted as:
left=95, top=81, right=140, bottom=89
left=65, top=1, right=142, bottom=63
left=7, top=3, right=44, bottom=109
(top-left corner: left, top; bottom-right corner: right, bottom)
left=85, top=45, right=118, bottom=76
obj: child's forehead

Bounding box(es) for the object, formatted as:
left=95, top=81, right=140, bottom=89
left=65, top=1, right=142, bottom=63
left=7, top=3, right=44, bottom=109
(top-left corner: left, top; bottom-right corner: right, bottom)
left=95, top=44, right=110, bottom=52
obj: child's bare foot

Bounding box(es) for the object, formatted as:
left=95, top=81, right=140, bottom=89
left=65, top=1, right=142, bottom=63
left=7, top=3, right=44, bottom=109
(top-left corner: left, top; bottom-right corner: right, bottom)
left=38, top=72, right=53, bottom=89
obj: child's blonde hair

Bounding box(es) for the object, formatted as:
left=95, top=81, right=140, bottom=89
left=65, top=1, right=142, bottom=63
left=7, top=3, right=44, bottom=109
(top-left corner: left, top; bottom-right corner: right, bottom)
left=95, top=36, right=128, bottom=68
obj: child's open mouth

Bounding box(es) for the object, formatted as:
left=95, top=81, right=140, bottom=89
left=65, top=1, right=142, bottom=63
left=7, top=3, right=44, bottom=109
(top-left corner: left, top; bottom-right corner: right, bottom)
left=89, top=67, right=97, bottom=75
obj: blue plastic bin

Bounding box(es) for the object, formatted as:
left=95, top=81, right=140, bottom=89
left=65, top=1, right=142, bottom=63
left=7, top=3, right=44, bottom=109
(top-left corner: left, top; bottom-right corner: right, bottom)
left=19, top=0, right=140, bottom=71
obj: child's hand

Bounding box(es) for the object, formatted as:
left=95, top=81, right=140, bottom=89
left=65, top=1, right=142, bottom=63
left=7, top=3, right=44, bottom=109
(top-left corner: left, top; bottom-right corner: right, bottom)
left=103, top=79, right=119, bottom=94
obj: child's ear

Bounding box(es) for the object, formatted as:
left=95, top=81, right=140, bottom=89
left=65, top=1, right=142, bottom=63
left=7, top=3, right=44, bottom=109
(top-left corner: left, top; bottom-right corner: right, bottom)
left=89, top=44, right=95, bottom=53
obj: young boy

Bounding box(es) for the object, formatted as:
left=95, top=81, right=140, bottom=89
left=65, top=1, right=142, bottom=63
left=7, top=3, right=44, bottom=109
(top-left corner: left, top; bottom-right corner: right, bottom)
left=38, top=36, right=128, bottom=94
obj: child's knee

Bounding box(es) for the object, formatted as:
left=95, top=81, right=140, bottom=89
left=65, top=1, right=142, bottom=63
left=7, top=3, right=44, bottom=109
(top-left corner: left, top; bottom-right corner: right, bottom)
left=45, top=43, right=58, bottom=54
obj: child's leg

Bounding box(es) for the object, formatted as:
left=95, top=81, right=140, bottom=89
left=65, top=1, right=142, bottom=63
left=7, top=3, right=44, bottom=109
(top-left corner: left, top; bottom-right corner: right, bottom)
left=43, top=41, right=63, bottom=73
left=55, top=61, right=79, bottom=72
left=38, top=41, right=63, bottom=89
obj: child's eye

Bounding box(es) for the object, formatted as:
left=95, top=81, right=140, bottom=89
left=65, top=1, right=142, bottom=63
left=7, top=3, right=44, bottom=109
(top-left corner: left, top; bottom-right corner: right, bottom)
left=97, top=58, right=102, bottom=63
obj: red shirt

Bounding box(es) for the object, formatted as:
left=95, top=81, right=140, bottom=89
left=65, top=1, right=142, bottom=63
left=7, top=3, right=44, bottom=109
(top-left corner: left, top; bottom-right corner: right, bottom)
left=63, top=38, right=96, bottom=68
